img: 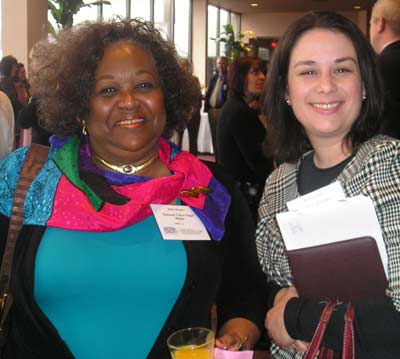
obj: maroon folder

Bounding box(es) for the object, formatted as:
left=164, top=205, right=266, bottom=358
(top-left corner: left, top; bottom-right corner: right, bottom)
left=287, top=236, right=388, bottom=303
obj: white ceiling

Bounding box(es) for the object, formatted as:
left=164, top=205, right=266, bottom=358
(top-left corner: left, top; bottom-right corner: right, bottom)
left=208, top=0, right=376, bottom=14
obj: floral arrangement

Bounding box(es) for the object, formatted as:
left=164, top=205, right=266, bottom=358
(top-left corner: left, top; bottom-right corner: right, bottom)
left=214, top=24, right=256, bottom=63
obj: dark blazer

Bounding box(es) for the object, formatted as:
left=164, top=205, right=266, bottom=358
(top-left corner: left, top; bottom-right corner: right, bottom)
left=378, top=40, right=400, bottom=138
left=204, top=73, right=228, bottom=112
left=217, top=96, right=273, bottom=186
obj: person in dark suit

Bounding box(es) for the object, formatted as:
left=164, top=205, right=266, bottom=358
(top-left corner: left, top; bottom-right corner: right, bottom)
left=204, top=56, right=228, bottom=156
left=370, top=0, right=400, bottom=138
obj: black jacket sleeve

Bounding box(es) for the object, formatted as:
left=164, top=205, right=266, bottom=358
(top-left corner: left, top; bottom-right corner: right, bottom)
left=284, top=296, right=400, bottom=358
left=206, top=162, right=268, bottom=332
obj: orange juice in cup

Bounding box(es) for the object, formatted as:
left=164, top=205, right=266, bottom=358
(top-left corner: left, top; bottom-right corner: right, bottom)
left=167, top=327, right=214, bottom=359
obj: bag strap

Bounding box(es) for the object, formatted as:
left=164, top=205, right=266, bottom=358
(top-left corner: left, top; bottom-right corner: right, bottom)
left=304, top=302, right=356, bottom=359
left=0, top=144, right=49, bottom=330
left=304, top=301, right=336, bottom=359
left=342, top=304, right=355, bottom=359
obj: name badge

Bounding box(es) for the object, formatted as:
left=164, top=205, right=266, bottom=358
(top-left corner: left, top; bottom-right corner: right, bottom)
left=150, top=204, right=211, bottom=241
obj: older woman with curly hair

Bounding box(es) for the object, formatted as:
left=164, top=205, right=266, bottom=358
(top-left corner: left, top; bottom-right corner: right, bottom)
left=0, top=19, right=267, bottom=358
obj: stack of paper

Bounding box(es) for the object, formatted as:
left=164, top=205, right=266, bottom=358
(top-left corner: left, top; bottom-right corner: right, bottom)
left=276, top=182, right=388, bottom=302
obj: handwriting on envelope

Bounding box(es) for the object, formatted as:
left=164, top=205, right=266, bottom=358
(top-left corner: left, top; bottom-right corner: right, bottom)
left=277, top=189, right=388, bottom=278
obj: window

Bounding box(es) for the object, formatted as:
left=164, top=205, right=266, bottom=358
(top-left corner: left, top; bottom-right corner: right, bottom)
left=154, top=0, right=171, bottom=39
left=206, top=4, right=241, bottom=84
left=131, top=0, right=151, bottom=21
left=73, top=1, right=100, bottom=25
left=47, top=0, right=192, bottom=62
left=230, top=12, right=240, bottom=36
left=219, top=8, right=229, bottom=56
left=102, top=0, right=127, bottom=20
left=207, top=5, right=218, bottom=58
left=174, top=0, right=191, bottom=57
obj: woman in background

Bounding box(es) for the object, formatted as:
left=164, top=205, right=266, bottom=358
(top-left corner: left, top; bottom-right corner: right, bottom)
left=217, top=56, right=273, bottom=223
left=14, top=63, right=30, bottom=106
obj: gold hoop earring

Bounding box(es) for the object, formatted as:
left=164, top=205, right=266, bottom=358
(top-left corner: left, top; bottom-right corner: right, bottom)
left=82, top=120, right=87, bottom=135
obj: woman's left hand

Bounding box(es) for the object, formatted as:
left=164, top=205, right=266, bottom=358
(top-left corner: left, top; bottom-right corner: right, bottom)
left=216, top=318, right=260, bottom=351
left=215, top=332, right=247, bottom=351
left=265, top=285, right=299, bottom=350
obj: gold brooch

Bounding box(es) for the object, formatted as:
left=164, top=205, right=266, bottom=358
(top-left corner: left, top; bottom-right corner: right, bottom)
left=180, top=186, right=213, bottom=198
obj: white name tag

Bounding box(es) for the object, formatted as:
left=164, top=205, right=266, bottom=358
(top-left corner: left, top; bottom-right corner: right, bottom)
left=150, top=204, right=211, bottom=241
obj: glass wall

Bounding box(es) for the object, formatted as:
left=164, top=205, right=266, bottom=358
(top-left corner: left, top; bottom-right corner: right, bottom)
left=49, top=0, right=191, bottom=59
left=131, top=0, right=151, bottom=21
left=218, top=8, right=229, bottom=57
left=207, top=5, right=218, bottom=59
left=154, top=0, right=171, bottom=39
left=174, top=0, right=191, bottom=57
left=102, top=0, right=128, bottom=20
left=72, top=0, right=99, bottom=25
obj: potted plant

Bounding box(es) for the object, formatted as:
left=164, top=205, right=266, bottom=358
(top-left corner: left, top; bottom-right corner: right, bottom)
left=213, top=24, right=256, bottom=63
left=48, top=0, right=111, bottom=34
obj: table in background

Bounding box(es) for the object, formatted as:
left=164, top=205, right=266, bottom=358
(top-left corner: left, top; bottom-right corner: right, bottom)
left=182, top=111, right=214, bottom=154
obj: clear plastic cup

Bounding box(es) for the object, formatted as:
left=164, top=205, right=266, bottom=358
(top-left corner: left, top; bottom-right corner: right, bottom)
left=167, top=327, right=215, bottom=359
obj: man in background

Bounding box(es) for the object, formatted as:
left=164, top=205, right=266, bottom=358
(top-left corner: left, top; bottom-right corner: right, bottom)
left=204, top=56, right=228, bottom=157
left=370, top=0, right=400, bottom=138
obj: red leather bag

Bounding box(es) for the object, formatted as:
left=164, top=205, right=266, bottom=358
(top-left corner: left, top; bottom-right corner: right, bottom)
left=304, top=302, right=355, bottom=359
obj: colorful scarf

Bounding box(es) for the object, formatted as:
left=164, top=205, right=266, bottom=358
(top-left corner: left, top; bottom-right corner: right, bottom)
left=47, top=135, right=230, bottom=241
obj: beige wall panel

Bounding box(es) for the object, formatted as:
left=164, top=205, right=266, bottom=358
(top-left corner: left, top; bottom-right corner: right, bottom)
left=2, top=0, right=47, bottom=69
left=242, top=10, right=368, bottom=39
left=192, top=0, right=207, bottom=88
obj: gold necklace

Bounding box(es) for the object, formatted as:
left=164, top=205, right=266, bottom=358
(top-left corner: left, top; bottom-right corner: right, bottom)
left=94, top=154, right=158, bottom=175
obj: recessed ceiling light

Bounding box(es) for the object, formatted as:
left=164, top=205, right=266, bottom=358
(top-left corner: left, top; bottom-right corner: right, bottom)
left=250, top=3, right=259, bottom=6
left=353, top=5, right=361, bottom=9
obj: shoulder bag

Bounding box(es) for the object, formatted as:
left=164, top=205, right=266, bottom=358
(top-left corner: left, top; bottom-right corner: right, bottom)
left=0, top=144, right=49, bottom=349
left=304, top=301, right=355, bottom=359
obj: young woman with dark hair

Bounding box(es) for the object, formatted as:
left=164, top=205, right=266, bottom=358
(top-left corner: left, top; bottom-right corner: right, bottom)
left=257, top=11, right=400, bottom=359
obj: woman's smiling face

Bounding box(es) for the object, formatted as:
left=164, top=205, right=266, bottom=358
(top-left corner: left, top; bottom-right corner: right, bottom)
left=85, top=41, right=166, bottom=164
left=286, top=28, right=364, bottom=146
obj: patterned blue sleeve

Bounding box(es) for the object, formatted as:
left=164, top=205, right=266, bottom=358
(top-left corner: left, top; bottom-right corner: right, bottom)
left=0, top=147, right=30, bottom=218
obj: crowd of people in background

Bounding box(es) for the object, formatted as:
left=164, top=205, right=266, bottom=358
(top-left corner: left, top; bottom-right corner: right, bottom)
left=0, top=53, right=52, bottom=158
left=1, top=1, right=400, bottom=357
left=0, top=55, right=31, bottom=153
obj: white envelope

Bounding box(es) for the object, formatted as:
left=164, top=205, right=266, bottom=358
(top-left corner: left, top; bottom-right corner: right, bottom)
left=277, top=194, right=388, bottom=278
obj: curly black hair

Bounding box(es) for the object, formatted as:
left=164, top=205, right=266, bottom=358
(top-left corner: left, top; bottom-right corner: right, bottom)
left=30, top=19, right=198, bottom=138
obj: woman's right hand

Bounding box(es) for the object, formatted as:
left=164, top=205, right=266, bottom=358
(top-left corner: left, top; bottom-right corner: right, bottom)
left=265, top=286, right=298, bottom=350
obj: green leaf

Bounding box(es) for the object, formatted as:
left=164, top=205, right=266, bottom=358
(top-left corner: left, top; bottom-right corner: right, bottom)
left=48, top=20, right=57, bottom=35
left=223, top=24, right=234, bottom=34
